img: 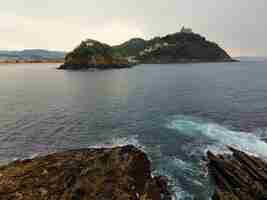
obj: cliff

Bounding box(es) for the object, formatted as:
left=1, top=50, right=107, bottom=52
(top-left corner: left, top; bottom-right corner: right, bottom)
left=0, top=145, right=171, bottom=200
left=207, top=147, right=267, bottom=200
left=59, top=39, right=132, bottom=70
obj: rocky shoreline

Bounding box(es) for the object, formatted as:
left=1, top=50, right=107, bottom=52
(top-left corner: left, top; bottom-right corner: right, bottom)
left=58, top=63, right=133, bottom=70
left=1, top=145, right=265, bottom=200
left=207, top=147, right=267, bottom=200
left=0, top=145, right=171, bottom=200
left=139, top=58, right=237, bottom=64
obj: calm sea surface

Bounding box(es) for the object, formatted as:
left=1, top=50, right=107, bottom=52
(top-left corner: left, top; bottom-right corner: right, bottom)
left=1, top=62, right=267, bottom=199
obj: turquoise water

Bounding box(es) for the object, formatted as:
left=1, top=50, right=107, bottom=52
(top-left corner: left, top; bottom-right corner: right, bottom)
left=1, top=62, right=267, bottom=199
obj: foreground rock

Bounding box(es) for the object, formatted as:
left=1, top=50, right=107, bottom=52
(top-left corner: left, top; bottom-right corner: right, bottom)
left=0, top=145, right=171, bottom=200
left=59, top=39, right=132, bottom=70
left=207, top=147, right=267, bottom=200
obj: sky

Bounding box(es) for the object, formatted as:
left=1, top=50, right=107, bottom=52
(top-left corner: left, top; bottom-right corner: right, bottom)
left=1, top=0, right=267, bottom=57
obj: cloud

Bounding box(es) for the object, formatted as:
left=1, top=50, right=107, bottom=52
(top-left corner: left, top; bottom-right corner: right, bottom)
left=0, top=12, right=145, bottom=51
left=0, top=0, right=267, bottom=56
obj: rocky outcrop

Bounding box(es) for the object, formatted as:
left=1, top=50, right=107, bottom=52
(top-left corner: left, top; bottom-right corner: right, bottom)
left=207, top=147, right=267, bottom=200
left=0, top=145, right=171, bottom=200
left=59, top=39, right=132, bottom=70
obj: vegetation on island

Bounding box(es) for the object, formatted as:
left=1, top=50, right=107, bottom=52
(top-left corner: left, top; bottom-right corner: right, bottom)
left=60, top=28, right=235, bottom=70
left=59, top=39, right=131, bottom=70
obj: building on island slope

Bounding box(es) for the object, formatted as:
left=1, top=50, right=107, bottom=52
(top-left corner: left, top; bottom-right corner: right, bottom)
left=181, top=26, right=193, bottom=34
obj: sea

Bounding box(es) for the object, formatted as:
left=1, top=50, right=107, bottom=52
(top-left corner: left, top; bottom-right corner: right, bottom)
left=1, top=61, right=267, bottom=199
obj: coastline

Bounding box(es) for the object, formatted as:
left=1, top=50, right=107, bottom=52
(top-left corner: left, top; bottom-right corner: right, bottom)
left=0, top=60, right=64, bottom=64
left=58, top=63, right=133, bottom=70
left=1, top=144, right=265, bottom=200
left=57, top=59, right=238, bottom=70
left=0, top=59, right=238, bottom=66
left=137, top=58, right=238, bottom=65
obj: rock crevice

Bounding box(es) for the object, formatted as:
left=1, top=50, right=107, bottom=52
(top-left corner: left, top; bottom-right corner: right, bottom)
left=207, top=147, right=267, bottom=200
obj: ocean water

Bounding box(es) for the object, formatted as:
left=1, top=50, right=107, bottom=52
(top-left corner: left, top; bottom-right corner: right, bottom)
left=1, top=62, right=267, bottom=199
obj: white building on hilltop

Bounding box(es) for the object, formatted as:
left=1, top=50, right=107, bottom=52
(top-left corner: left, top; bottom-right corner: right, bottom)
left=181, top=26, right=193, bottom=34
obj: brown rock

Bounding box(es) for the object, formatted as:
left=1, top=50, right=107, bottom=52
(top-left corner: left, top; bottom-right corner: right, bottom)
left=207, top=147, right=267, bottom=200
left=0, top=145, right=170, bottom=200
left=141, top=176, right=172, bottom=200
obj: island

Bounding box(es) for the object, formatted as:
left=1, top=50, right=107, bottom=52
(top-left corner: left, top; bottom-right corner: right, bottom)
left=59, top=27, right=235, bottom=70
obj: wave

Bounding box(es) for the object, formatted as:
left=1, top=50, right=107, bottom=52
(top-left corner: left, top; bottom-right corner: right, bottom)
left=88, top=135, right=145, bottom=151
left=85, top=116, right=267, bottom=200
left=164, top=115, right=267, bottom=199
left=166, top=115, right=267, bottom=158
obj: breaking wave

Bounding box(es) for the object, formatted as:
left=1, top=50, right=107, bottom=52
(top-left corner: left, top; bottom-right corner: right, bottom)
left=165, top=115, right=267, bottom=199
left=88, top=135, right=145, bottom=151
left=166, top=115, right=267, bottom=158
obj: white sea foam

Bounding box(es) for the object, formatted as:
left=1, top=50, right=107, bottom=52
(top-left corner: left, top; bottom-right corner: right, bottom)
left=166, top=115, right=267, bottom=158
left=153, top=167, right=195, bottom=200
left=164, top=115, right=267, bottom=199
left=88, top=135, right=145, bottom=151
left=29, top=153, right=40, bottom=159
left=174, top=190, right=194, bottom=200
left=172, top=158, right=197, bottom=176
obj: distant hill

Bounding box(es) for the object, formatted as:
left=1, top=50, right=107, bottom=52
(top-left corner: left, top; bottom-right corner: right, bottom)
left=0, top=49, right=65, bottom=61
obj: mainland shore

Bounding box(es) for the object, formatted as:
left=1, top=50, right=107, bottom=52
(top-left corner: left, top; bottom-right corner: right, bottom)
left=0, top=59, right=64, bottom=64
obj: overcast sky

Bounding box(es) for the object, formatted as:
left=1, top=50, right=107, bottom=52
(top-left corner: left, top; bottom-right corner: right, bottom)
left=1, top=0, right=266, bottom=56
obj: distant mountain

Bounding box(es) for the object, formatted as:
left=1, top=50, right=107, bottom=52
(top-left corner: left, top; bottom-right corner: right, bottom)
left=0, top=49, right=65, bottom=61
